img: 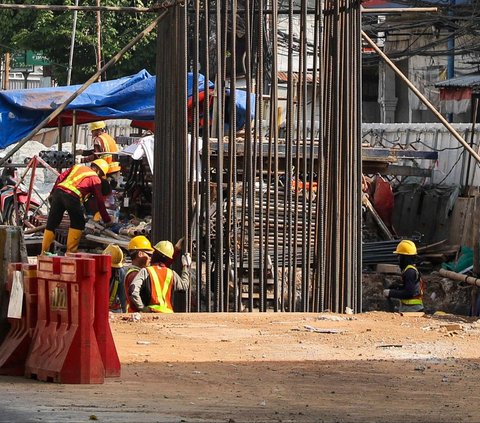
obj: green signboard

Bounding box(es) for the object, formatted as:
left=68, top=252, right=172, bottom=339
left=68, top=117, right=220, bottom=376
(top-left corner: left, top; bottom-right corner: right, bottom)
left=12, top=50, right=50, bottom=68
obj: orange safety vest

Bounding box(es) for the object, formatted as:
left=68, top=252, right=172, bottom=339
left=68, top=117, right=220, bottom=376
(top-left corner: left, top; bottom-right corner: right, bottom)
left=96, top=133, right=120, bottom=174
left=400, top=264, right=424, bottom=306
left=146, top=265, right=174, bottom=313
left=57, top=165, right=98, bottom=202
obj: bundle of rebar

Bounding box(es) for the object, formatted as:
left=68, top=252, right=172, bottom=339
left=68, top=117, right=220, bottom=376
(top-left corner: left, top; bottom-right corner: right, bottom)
left=362, top=240, right=399, bottom=265
left=154, top=0, right=362, bottom=313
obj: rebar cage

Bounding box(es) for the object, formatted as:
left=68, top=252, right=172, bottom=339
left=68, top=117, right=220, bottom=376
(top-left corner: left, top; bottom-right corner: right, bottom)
left=153, top=0, right=362, bottom=313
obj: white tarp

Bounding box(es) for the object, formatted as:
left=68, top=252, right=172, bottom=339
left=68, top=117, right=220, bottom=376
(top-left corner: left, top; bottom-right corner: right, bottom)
left=120, top=135, right=202, bottom=181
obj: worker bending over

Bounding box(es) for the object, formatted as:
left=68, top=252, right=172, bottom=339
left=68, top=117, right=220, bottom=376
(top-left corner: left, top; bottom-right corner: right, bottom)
left=383, top=240, right=424, bottom=313
left=124, top=236, right=154, bottom=312
left=77, top=121, right=120, bottom=175
left=103, top=244, right=127, bottom=312
left=129, top=240, right=191, bottom=313
left=41, top=159, right=112, bottom=254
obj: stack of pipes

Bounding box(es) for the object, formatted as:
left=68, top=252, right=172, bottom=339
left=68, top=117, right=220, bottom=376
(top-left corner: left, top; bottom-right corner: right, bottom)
left=362, top=240, right=399, bottom=266
left=38, top=150, right=74, bottom=168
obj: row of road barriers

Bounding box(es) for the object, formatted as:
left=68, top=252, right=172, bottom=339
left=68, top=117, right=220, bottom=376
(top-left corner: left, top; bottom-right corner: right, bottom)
left=0, top=252, right=120, bottom=384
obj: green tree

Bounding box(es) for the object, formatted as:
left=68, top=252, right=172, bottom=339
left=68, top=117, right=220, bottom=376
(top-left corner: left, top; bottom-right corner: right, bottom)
left=0, top=0, right=158, bottom=85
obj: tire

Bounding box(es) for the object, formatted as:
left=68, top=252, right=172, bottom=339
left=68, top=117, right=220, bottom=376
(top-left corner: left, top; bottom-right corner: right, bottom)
left=4, top=201, right=39, bottom=227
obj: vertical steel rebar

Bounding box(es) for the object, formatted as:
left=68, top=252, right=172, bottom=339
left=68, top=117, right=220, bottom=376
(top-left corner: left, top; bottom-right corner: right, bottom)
left=177, top=0, right=362, bottom=314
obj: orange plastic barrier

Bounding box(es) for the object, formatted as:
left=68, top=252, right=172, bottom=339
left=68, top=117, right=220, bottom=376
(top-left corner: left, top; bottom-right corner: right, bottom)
left=25, top=256, right=105, bottom=384
left=0, top=263, right=37, bottom=375
left=68, top=253, right=121, bottom=377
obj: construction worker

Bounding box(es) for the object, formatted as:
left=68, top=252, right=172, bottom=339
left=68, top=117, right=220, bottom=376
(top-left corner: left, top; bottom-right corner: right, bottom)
left=383, top=240, right=424, bottom=313
left=103, top=244, right=127, bottom=312
left=128, top=240, right=191, bottom=313
left=124, top=235, right=154, bottom=312
left=77, top=121, right=121, bottom=175
left=41, top=159, right=112, bottom=254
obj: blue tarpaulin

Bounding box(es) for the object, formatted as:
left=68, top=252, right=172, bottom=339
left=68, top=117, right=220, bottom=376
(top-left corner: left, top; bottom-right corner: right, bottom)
left=0, top=69, right=254, bottom=149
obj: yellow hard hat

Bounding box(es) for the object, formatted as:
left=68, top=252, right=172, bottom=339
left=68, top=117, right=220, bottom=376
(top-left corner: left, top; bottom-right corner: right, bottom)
left=393, top=240, right=417, bottom=255
left=153, top=240, right=174, bottom=259
left=103, top=244, right=124, bottom=268
left=91, top=158, right=109, bottom=176
left=128, top=236, right=154, bottom=253
left=108, top=161, right=121, bottom=174
left=89, top=121, right=106, bottom=131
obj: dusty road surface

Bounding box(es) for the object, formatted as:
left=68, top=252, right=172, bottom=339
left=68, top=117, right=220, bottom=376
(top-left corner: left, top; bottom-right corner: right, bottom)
left=0, top=311, right=479, bottom=423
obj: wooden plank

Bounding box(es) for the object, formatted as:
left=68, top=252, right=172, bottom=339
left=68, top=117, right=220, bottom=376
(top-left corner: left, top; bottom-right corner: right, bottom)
left=241, top=292, right=275, bottom=300
left=400, top=312, right=425, bottom=317
left=379, top=164, right=432, bottom=177
left=417, top=239, right=447, bottom=252
left=448, top=197, right=474, bottom=247
left=363, top=196, right=394, bottom=240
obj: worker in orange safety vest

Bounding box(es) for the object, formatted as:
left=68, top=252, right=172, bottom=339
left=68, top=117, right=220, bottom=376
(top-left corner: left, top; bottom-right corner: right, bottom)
left=41, top=159, right=112, bottom=254
left=128, top=240, right=191, bottom=313
left=77, top=121, right=121, bottom=175
left=383, top=240, right=424, bottom=313
left=124, top=236, right=154, bottom=312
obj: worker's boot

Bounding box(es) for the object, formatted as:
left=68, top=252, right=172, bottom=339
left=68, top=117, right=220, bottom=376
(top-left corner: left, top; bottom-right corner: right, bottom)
left=41, top=229, right=55, bottom=254
left=66, top=228, right=83, bottom=253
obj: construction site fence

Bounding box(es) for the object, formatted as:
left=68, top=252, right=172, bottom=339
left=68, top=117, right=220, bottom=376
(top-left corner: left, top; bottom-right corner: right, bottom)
left=363, top=123, right=480, bottom=187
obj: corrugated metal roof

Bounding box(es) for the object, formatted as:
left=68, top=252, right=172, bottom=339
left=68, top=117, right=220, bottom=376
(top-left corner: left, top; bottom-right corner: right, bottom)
left=435, top=73, right=480, bottom=88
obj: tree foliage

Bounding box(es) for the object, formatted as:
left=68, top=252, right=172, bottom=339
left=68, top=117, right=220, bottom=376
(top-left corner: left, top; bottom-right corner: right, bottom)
left=0, top=0, right=158, bottom=85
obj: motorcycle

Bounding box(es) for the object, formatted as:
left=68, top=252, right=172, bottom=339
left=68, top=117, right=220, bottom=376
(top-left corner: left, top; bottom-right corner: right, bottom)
left=0, top=167, right=41, bottom=226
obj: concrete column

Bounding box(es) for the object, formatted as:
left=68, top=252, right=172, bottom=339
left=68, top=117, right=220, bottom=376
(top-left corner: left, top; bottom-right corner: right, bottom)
left=378, top=61, right=398, bottom=123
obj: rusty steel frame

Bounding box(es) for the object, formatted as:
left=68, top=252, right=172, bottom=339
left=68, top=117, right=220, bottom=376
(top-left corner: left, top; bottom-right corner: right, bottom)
left=154, top=0, right=362, bottom=313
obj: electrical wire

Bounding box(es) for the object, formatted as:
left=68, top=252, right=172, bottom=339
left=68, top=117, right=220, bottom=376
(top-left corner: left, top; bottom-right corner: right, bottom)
left=436, top=150, right=465, bottom=184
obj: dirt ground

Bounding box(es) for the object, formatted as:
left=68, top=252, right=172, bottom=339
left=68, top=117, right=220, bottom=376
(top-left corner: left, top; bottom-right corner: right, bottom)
left=0, top=311, right=480, bottom=423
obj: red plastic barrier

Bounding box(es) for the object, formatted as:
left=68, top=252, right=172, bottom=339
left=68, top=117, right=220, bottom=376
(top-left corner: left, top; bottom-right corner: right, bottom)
left=25, top=256, right=105, bottom=384
left=68, top=253, right=121, bottom=378
left=0, top=263, right=37, bottom=375
left=25, top=256, right=61, bottom=380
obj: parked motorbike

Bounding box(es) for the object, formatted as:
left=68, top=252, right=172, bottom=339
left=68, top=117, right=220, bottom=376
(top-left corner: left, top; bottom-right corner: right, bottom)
left=0, top=167, right=41, bottom=226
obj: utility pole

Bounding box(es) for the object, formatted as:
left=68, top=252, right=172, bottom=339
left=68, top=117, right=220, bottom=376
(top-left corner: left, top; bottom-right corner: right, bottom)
left=96, top=0, right=102, bottom=82
left=67, top=0, right=79, bottom=86
left=3, top=53, right=10, bottom=90
left=447, top=0, right=456, bottom=122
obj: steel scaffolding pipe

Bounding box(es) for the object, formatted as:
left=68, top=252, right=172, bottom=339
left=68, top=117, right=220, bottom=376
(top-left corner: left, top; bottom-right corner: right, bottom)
left=439, top=269, right=480, bottom=287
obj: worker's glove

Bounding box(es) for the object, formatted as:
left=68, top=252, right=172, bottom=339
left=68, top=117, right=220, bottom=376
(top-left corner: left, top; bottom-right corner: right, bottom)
left=75, top=155, right=83, bottom=164
left=181, top=253, right=192, bottom=268
left=383, top=289, right=391, bottom=298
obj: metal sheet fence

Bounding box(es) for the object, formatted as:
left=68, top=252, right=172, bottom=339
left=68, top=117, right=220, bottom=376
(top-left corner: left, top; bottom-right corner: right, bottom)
left=363, top=123, right=480, bottom=187
left=153, top=0, right=362, bottom=313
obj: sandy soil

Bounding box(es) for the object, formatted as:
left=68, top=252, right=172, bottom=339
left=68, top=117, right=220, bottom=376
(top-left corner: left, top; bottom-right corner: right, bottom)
left=0, top=311, right=480, bottom=423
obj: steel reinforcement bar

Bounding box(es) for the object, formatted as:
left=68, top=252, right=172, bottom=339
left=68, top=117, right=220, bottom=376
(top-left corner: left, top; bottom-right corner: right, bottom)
left=154, top=0, right=362, bottom=313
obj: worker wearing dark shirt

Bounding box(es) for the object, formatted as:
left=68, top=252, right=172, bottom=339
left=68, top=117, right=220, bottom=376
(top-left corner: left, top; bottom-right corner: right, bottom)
left=383, top=240, right=424, bottom=313
left=41, top=159, right=112, bottom=254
